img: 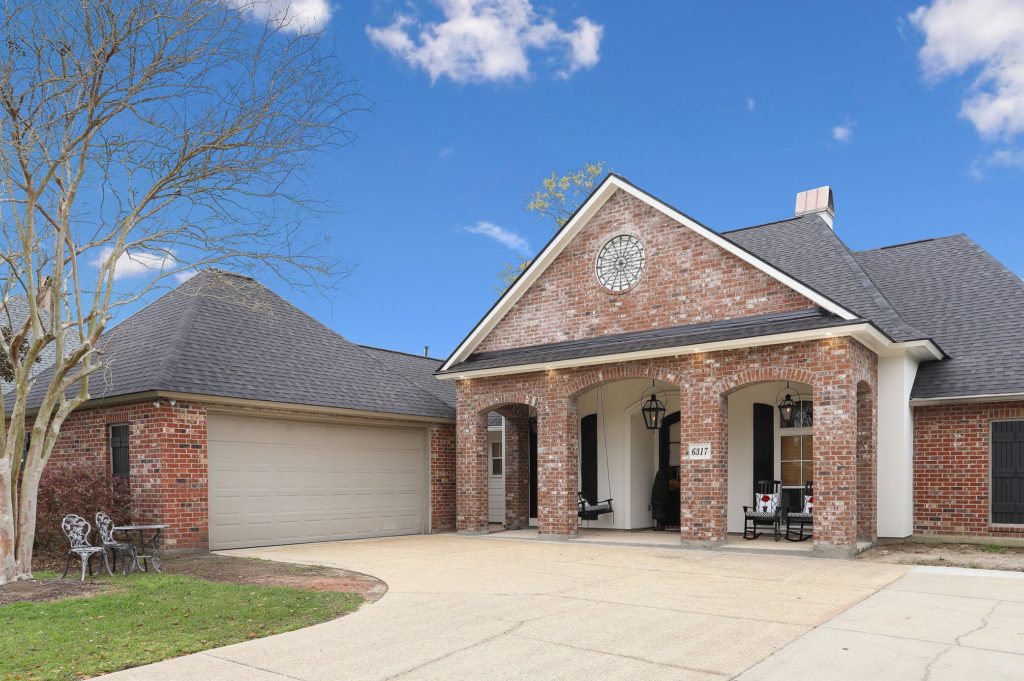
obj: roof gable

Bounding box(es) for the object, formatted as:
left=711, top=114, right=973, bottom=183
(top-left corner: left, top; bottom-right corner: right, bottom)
left=440, top=174, right=858, bottom=372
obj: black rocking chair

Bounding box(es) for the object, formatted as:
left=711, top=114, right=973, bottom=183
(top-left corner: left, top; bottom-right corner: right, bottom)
left=743, top=480, right=782, bottom=541
left=785, top=481, right=813, bottom=542
left=578, top=492, right=613, bottom=521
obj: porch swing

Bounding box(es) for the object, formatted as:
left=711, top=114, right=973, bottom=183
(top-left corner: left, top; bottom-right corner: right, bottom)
left=578, top=386, right=614, bottom=522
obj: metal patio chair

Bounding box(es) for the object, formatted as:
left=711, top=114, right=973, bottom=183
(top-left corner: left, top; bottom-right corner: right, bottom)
left=785, top=481, right=813, bottom=542
left=96, top=511, right=136, bottom=574
left=743, top=480, right=782, bottom=541
left=61, top=514, right=112, bottom=581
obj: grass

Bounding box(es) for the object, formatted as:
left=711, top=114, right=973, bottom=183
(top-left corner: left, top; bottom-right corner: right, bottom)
left=981, top=543, right=1009, bottom=554
left=1, top=573, right=362, bottom=681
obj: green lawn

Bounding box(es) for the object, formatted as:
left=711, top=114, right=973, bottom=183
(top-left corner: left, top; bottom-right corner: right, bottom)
left=1, top=573, right=362, bottom=680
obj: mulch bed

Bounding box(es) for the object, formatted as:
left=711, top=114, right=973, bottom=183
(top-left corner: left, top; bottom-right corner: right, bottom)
left=1, top=552, right=386, bottom=607
left=858, top=540, right=1024, bottom=572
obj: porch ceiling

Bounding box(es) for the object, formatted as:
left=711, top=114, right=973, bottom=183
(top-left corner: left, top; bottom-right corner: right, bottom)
left=439, top=308, right=859, bottom=376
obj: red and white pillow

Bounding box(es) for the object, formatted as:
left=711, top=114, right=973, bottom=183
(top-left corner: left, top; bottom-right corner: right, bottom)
left=754, top=492, right=778, bottom=514
left=803, top=494, right=814, bottom=514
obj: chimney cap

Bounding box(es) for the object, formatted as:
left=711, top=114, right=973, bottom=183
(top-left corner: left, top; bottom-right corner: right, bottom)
left=794, top=186, right=835, bottom=228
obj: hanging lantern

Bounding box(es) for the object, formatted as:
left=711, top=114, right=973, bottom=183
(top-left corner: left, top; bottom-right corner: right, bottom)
left=776, top=382, right=802, bottom=427
left=640, top=381, right=667, bottom=430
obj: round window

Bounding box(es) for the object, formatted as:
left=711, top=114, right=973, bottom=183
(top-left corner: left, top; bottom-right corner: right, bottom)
left=595, top=234, right=645, bottom=292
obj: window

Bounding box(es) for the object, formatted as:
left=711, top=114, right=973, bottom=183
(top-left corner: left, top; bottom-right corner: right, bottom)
left=780, top=434, right=813, bottom=487
left=779, top=400, right=813, bottom=429
left=992, top=421, right=1024, bottom=525
left=110, top=424, right=130, bottom=478
left=490, top=441, right=503, bottom=476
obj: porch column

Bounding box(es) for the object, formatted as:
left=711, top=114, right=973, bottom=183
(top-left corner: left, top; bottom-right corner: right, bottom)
left=456, top=407, right=488, bottom=533
left=537, top=397, right=579, bottom=537
left=678, top=384, right=728, bottom=546
left=812, top=383, right=859, bottom=555
left=500, top=406, right=531, bottom=530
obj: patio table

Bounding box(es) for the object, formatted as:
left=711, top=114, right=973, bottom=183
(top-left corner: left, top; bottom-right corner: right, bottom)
left=114, top=524, right=169, bottom=573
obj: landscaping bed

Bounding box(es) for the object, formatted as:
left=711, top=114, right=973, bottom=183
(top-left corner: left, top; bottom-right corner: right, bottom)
left=0, top=553, right=384, bottom=680
left=858, top=540, right=1024, bottom=572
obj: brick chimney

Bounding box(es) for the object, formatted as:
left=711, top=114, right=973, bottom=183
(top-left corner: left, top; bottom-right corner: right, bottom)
left=794, top=186, right=835, bottom=229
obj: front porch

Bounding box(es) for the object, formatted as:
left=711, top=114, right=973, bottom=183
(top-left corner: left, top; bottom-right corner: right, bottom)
left=452, top=337, right=878, bottom=558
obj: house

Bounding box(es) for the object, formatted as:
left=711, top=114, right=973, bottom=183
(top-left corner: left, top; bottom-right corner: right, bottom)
left=435, top=174, right=1024, bottom=556
left=36, top=270, right=457, bottom=550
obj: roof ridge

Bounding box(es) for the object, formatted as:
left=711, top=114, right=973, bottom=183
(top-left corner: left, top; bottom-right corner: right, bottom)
left=156, top=289, right=205, bottom=390
left=359, top=344, right=444, bottom=363
left=719, top=214, right=812, bottom=235
left=856, top=233, right=966, bottom=254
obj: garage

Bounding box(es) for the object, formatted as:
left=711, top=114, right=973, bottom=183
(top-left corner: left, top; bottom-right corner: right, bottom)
left=208, top=412, right=428, bottom=550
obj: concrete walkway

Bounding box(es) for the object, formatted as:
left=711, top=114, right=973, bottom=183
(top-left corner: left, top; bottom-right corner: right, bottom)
left=99, top=535, right=1024, bottom=680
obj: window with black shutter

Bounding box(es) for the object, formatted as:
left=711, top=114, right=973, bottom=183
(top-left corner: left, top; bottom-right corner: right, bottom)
left=110, top=424, right=130, bottom=478
left=992, top=421, right=1024, bottom=525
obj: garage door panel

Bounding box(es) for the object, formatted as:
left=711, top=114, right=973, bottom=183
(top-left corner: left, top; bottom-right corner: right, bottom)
left=208, top=414, right=427, bottom=550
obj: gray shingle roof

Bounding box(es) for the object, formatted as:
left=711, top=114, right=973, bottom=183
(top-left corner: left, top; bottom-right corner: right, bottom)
left=20, top=270, right=455, bottom=420
left=855, top=235, right=1024, bottom=400
left=442, top=309, right=854, bottom=374
left=357, top=345, right=455, bottom=410
left=724, top=215, right=924, bottom=341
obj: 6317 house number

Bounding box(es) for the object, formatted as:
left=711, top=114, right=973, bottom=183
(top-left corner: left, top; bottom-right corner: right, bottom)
left=687, top=443, right=712, bottom=460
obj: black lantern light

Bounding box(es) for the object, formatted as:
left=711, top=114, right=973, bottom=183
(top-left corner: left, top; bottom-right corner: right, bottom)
left=640, top=381, right=667, bottom=430
left=776, top=382, right=801, bottom=427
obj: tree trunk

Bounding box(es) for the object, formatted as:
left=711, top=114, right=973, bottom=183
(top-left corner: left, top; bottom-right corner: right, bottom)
left=0, top=468, right=25, bottom=584
left=14, top=466, right=42, bottom=579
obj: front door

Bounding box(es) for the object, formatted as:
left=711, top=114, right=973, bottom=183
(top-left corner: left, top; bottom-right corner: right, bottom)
left=488, top=433, right=505, bottom=524
left=753, top=403, right=775, bottom=485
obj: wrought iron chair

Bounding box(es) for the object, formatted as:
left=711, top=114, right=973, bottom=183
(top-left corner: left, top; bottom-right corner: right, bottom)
left=784, top=481, right=813, bottom=542
left=96, top=511, right=135, bottom=574
left=743, top=480, right=782, bottom=541
left=61, top=514, right=112, bottom=581
left=577, top=492, right=613, bottom=521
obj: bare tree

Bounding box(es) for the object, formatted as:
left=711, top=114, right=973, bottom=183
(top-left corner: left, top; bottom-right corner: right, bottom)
left=0, top=0, right=363, bottom=583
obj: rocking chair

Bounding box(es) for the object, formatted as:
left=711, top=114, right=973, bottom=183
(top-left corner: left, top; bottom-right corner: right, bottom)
left=784, top=481, right=813, bottom=542
left=578, top=492, right=613, bottom=521
left=743, top=480, right=782, bottom=541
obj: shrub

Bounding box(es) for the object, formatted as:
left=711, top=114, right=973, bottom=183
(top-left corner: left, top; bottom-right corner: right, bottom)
left=33, top=466, right=131, bottom=561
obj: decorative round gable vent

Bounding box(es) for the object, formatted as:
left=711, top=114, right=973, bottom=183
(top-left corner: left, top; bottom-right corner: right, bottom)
left=595, top=234, right=645, bottom=292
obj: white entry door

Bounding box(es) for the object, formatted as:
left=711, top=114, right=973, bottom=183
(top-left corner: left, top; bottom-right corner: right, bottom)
left=208, top=413, right=427, bottom=550
left=488, top=430, right=505, bottom=524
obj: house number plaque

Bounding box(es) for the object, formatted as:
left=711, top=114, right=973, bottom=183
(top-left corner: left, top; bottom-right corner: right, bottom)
left=687, top=443, right=712, bottom=460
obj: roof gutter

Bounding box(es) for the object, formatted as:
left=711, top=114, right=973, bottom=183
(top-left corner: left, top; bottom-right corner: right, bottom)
left=438, top=322, right=931, bottom=381
left=910, top=392, right=1024, bottom=406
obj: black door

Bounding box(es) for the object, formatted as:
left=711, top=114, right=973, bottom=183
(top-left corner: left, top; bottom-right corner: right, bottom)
left=753, top=403, right=774, bottom=485
left=580, top=414, right=598, bottom=503
left=657, top=412, right=681, bottom=528
left=529, top=417, right=538, bottom=519
left=992, top=421, right=1024, bottom=524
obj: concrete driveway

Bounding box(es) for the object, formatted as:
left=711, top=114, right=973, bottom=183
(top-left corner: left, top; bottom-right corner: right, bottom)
left=100, top=535, right=1024, bottom=680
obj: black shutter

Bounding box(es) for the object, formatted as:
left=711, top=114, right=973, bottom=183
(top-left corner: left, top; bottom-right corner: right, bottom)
left=529, top=417, right=538, bottom=519
left=992, top=421, right=1024, bottom=525
left=111, top=424, right=130, bottom=478
left=753, top=404, right=775, bottom=485
left=580, top=414, right=598, bottom=503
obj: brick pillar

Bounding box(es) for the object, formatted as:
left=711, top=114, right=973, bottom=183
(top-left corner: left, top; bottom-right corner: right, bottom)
left=537, top=397, right=578, bottom=537
left=856, top=382, right=877, bottom=543
left=429, top=423, right=456, bottom=533
left=813, top=382, right=858, bottom=555
left=456, top=408, right=488, bottom=533
left=678, top=385, right=727, bottom=545
left=501, top=407, right=531, bottom=529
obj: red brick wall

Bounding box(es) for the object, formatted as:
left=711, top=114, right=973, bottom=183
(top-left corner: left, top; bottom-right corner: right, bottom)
left=47, top=400, right=209, bottom=550
left=477, top=189, right=816, bottom=353
left=455, top=337, right=877, bottom=551
left=914, top=401, right=1024, bottom=539
left=429, top=423, right=456, bottom=533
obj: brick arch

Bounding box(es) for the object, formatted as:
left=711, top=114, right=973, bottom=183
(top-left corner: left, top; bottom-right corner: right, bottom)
left=565, top=362, right=681, bottom=399
left=471, top=393, right=542, bottom=416
left=715, top=367, right=817, bottom=398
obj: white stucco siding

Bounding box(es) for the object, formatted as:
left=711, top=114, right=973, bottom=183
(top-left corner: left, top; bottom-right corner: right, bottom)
left=877, top=353, right=919, bottom=538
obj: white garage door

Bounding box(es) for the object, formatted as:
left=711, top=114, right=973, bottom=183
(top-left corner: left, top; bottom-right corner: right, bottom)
left=208, top=413, right=427, bottom=550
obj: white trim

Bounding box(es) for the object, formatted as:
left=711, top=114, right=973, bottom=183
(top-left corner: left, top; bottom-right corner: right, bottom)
left=440, top=175, right=859, bottom=373
left=439, top=323, right=881, bottom=381
left=911, top=392, right=1024, bottom=406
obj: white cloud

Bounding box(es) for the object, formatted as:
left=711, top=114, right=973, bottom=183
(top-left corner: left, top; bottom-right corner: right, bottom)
left=746, top=97, right=756, bottom=112
left=910, top=0, right=1024, bottom=138
left=439, top=145, right=455, bottom=158
left=91, top=247, right=177, bottom=281
left=225, top=0, right=331, bottom=34
left=832, top=122, right=854, bottom=142
left=366, top=0, right=603, bottom=83
left=464, top=221, right=529, bottom=252
left=173, top=270, right=200, bottom=283
left=970, top=147, right=1024, bottom=178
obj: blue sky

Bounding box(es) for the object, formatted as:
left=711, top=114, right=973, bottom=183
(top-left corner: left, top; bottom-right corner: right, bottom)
left=134, top=1, right=1024, bottom=358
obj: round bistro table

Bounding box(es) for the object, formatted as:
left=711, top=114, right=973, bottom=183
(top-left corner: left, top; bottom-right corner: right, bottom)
left=113, top=524, right=169, bottom=573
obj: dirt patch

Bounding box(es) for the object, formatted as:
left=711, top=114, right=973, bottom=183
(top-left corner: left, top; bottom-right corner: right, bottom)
left=859, top=541, right=1024, bottom=572
left=0, top=576, right=110, bottom=605
left=163, top=553, right=387, bottom=602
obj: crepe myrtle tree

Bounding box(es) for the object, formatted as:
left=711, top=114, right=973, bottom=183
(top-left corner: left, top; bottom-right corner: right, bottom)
left=0, top=0, right=364, bottom=583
